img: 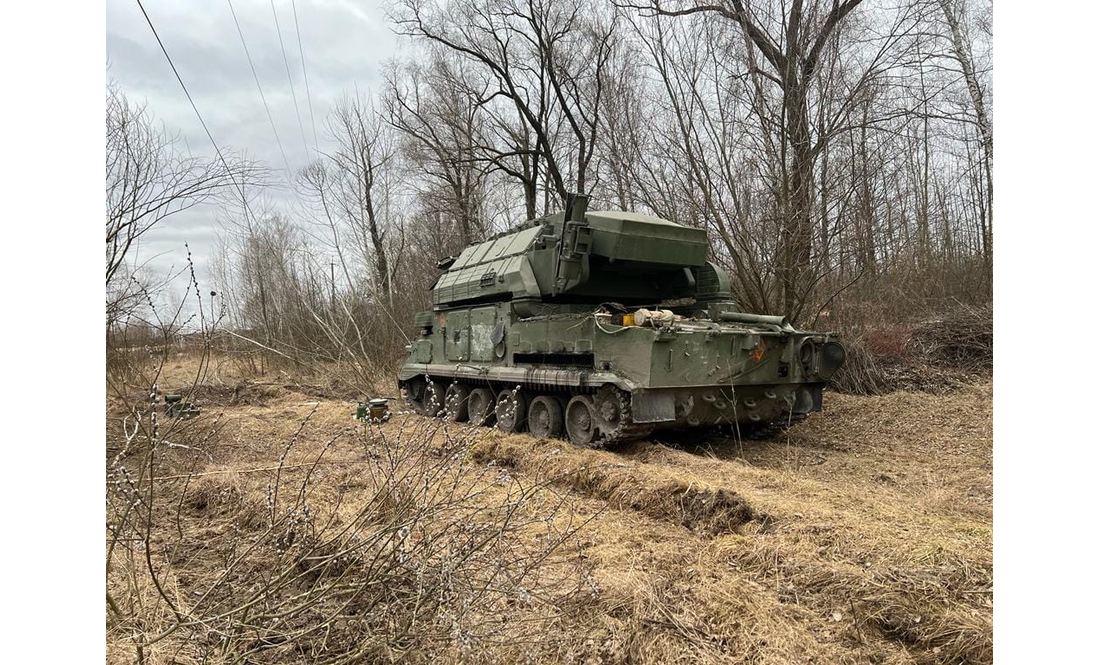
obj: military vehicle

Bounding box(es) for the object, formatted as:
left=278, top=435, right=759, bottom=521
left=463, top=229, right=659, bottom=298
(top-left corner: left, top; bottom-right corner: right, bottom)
left=398, top=194, right=844, bottom=447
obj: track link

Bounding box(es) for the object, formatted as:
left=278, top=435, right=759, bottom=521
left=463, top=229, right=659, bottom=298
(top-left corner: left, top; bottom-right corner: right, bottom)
left=595, top=386, right=655, bottom=446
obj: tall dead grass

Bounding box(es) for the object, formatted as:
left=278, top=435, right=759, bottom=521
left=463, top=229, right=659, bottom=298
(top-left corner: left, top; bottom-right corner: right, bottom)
left=718, top=536, right=992, bottom=664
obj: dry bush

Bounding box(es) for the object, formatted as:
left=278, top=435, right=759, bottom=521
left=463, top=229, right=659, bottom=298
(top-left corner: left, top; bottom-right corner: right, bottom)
left=107, top=345, right=147, bottom=390
left=828, top=334, right=893, bottom=396
left=106, top=394, right=590, bottom=663
left=830, top=302, right=992, bottom=396
left=829, top=335, right=967, bottom=396
left=138, top=331, right=395, bottom=412
left=193, top=320, right=403, bottom=404
left=908, top=303, right=993, bottom=370
left=106, top=269, right=589, bottom=664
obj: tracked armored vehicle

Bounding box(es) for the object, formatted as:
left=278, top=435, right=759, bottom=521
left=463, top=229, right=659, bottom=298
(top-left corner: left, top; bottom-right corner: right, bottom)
left=398, top=194, right=845, bottom=447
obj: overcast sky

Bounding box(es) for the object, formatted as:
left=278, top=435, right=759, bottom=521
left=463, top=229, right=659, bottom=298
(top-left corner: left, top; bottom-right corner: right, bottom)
left=107, top=0, right=401, bottom=292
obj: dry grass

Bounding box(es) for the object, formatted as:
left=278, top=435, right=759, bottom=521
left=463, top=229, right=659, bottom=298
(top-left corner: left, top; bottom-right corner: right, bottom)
left=107, top=354, right=992, bottom=664
left=107, top=392, right=592, bottom=663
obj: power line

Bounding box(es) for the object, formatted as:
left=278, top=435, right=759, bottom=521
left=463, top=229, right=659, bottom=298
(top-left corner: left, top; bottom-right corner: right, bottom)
left=269, top=0, right=310, bottom=158
left=291, top=0, right=319, bottom=152
left=135, top=0, right=259, bottom=228
left=226, top=0, right=294, bottom=184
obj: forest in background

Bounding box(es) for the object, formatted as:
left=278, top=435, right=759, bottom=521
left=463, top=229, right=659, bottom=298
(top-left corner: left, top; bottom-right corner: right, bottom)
left=106, top=0, right=993, bottom=391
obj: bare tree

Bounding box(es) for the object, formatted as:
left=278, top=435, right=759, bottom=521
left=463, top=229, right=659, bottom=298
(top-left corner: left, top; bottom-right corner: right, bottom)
left=392, top=0, right=617, bottom=208
left=299, top=92, right=402, bottom=301
left=202, top=0, right=995, bottom=374
left=322, top=94, right=399, bottom=300
left=629, top=0, right=854, bottom=317
left=385, top=55, right=492, bottom=244
left=105, top=82, right=260, bottom=318
left=936, top=0, right=992, bottom=293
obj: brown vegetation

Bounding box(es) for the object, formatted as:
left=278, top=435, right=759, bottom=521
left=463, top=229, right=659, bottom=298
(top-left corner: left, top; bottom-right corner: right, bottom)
left=106, top=351, right=991, bottom=664
left=831, top=303, right=993, bottom=395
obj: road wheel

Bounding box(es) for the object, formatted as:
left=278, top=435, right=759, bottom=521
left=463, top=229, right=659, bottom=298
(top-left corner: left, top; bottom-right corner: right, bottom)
left=444, top=384, right=470, bottom=422
left=467, top=388, right=496, bottom=426
left=528, top=396, right=563, bottom=439
left=495, top=389, right=528, bottom=433
left=565, top=395, right=599, bottom=447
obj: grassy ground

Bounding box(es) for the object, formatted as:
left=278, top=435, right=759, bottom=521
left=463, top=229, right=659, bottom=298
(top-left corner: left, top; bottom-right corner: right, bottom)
left=107, top=357, right=991, bottom=664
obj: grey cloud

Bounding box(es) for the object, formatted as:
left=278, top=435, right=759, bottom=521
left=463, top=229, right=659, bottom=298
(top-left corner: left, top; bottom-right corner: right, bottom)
left=107, top=0, right=398, bottom=293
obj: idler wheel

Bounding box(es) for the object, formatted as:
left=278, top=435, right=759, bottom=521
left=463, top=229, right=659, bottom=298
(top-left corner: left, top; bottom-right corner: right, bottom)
left=528, top=396, right=564, bottom=439
left=443, top=384, right=470, bottom=422
left=467, top=388, right=497, bottom=426
left=495, top=389, right=528, bottom=433
left=565, top=395, right=599, bottom=447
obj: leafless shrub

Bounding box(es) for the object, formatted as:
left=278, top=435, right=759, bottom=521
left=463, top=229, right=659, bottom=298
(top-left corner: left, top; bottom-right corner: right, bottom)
left=829, top=300, right=992, bottom=395
left=909, top=303, right=993, bottom=370
left=106, top=278, right=590, bottom=663
left=106, top=80, right=265, bottom=331
left=829, top=334, right=893, bottom=396
left=108, top=408, right=590, bottom=662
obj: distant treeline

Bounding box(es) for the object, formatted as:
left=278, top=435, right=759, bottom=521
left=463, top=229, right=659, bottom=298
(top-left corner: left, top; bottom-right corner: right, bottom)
left=107, top=0, right=993, bottom=377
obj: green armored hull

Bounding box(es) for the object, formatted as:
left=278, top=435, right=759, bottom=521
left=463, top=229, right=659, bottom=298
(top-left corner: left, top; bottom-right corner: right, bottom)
left=398, top=195, right=844, bottom=447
